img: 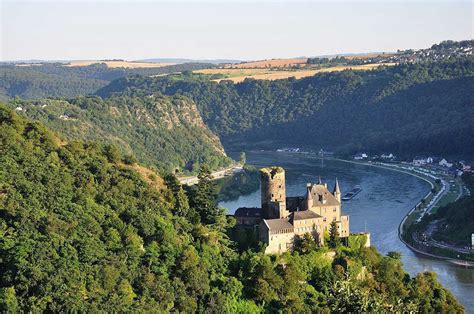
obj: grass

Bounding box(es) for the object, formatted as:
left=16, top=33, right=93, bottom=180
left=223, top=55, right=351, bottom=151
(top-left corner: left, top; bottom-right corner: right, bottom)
left=194, top=63, right=394, bottom=83
left=225, top=58, right=308, bottom=69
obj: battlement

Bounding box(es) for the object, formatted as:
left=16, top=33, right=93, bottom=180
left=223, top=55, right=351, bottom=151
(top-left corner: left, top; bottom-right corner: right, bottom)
left=260, top=166, right=285, bottom=178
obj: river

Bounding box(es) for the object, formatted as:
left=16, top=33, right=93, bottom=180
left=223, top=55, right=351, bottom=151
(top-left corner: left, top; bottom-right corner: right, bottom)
left=219, top=151, right=474, bottom=312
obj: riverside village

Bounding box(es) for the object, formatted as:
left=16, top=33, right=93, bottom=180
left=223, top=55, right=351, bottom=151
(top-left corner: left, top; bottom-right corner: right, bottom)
left=233, top=166, right=369, bottom=254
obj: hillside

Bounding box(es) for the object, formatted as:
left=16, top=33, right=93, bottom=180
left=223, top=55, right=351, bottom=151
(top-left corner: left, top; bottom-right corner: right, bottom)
left=194, top=63, right=388, bottom=83
left=0, top=105, right=464, bottom=312
left=8, top=95, right=231, bottom=173
left=97, top=57, right=474, bottom=157
left=0, top=62, right=213, bottom=101
left=432, top=173, right=474, bottom=246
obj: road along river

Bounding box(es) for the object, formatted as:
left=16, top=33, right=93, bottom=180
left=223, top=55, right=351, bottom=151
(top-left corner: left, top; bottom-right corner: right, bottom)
left=219, top=151, right=474, bottom=312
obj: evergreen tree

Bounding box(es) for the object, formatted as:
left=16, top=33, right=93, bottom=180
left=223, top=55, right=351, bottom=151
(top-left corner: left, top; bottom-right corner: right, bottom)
left=328, top=221, right=341, bottom=248
left=192, top=165, right=225, bottom=226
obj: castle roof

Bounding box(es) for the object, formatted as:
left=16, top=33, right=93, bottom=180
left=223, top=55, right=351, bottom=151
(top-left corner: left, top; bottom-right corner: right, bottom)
left=291, top=210, right=321, bottom=220
left=234, top=207, right=262, bottom=218
left=307, top=183, right=340, bottom=207
left=333, top=178, right=341, bottom=194
left=263, top=219, right=294, bottom=232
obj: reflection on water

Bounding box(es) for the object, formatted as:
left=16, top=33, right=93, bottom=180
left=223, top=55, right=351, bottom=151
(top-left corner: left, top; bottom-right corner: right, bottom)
left=219, top=151, right=474, bottom=312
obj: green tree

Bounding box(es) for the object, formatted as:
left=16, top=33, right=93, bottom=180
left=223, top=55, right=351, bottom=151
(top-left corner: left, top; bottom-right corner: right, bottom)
left=104, top=143, right=121, bottom=163
left=192, top=165, right=224, bottom=225
left=328, top=221, right=341, bottom=248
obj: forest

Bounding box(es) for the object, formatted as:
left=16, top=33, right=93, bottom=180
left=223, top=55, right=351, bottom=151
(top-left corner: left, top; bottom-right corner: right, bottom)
left=0, top=105, right=464, bottom=312
left=7, top=95, right=231, bottom=174
left=97, top=57, right=474, bottom=157
left=432, top=173, right=474, bottom=246
left=0, top=62, right=213, bottom=100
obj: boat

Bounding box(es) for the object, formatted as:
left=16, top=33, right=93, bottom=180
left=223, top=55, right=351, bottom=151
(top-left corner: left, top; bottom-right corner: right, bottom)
left=341, top=185, right=362, bottom=201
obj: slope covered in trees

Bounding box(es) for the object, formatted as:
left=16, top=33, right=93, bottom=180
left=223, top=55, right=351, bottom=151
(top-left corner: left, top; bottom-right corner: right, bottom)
left=0, top=62, right=213, bottom=101
left=432, top=173, right=474, bottom=246
left=7, top=95, right=231, bottom=173
left=97, top=57, right=474, bottom=157
left=0, top=106, right=464, bottom=312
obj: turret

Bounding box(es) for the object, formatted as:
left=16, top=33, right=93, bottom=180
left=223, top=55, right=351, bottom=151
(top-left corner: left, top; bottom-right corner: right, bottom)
left=260, top=167, right=287, bottom=219
left=305, top=184, right=313, bottom=210
left=333, top=178, right=341, bottom=203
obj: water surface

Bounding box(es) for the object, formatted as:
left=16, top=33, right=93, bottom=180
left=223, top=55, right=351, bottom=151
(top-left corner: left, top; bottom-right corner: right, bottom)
left=220, top=151, right=474, bottom=312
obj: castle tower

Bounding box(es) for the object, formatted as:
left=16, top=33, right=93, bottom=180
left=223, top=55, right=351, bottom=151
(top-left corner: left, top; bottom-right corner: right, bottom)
left=333, top=178, right=341, bottom=203
left=305, top=184, right=313, bottom=210
left=260, top=167, right=287, bottom=219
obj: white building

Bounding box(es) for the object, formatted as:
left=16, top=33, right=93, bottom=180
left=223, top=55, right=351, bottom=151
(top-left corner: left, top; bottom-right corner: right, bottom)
left=439, top=159, right=453, bottom=168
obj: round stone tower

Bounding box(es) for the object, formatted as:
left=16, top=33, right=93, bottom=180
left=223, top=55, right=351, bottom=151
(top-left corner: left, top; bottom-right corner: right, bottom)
left=260, top=167, right=286, bottom=218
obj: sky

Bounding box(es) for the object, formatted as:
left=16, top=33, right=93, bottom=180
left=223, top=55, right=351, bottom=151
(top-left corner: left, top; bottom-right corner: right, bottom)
left=1, top=0, right=472, bottom=61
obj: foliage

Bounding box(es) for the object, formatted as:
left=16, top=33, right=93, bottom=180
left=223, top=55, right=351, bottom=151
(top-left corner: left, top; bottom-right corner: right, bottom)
left=0, top=63, right=214, bottom=100
left=347, top=233, right=368, bottom=250
left=432, top=173, right=474, bottom=246
left=328, top=221, right=341, bottom=248
left=7, top=95, right=231, bottom=173
left=0, top=105, right=464, bottom=312
left=214, top=165, right=260, bottom=202
left=97, top=57, right=474, bottom=157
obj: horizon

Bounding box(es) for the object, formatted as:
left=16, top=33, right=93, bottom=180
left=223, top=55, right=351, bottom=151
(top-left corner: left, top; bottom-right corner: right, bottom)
left=1, top=0, right=472, bottom=61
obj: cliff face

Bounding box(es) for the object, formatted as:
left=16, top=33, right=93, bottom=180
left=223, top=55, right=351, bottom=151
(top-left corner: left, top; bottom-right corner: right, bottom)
left=7, top=94, right=230, bottom=172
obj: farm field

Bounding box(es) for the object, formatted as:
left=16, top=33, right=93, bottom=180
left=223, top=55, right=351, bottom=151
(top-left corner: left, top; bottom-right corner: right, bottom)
left=195, top=63, right=394, bottom=83
left=224, top=57, right=307, bottom=68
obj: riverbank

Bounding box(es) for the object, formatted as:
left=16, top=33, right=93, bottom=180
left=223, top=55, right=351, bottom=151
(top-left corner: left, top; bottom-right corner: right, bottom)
left=219, top=151, right=474, bottom=311
left=177, top=163, right=243, bottom=185
left=328, top=158, right=473, bottom=266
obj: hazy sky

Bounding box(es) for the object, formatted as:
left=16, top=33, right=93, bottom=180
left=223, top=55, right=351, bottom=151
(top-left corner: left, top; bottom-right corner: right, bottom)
left=1, top=0, right=472, bottom=61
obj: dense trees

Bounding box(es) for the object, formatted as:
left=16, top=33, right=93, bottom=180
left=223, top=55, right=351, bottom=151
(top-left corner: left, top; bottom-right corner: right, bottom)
left=7, top=95, right=231, bottom=173
left=0, top=105, right=235, bottom=311
left=0, top=63, right=214, bottom=100
left=0, top=105, right=464, bottom=311
left=97, top=57, right=474, bottom=157
left=432, top=173, right=474, bottom=246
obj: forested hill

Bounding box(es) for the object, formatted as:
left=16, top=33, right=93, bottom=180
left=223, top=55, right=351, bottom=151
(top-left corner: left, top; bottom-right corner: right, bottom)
left=97, top=57, right=474, bottom=157
left=0, top=62, right=212, bottom=101
left=7, top=95, right=231, bottom=173
left=0, top=105, right=464, bottom=312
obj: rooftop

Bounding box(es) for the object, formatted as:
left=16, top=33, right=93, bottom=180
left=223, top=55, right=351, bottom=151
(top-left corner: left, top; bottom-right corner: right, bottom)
left=307, top=183, right=340, bottom=206
left=291, top=210, right=321, bottom=220
left=234, top=207, right=262, bottom=217
left=264, top=219, right=294, bottom=232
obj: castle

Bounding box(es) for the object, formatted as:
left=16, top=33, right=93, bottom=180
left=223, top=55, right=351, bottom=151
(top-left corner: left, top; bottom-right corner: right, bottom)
left=234, top=166, right=350, bottom=254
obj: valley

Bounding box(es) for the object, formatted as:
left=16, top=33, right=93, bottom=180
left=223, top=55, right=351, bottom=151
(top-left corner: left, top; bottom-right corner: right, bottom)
left=1, top=37, right=473, bottom=312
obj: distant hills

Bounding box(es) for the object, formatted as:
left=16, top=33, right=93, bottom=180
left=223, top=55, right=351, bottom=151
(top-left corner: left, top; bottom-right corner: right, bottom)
left=98, top=56, right=474, bottom=158
left=2, top=39, right=473, bottom=159
left=0, top=62, right=213, bottom=101
left=138, top=58, right=241, bottom=64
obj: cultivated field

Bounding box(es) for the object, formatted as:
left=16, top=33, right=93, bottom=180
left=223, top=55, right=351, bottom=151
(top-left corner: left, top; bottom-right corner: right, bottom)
left=344, top=53, right=396, bottom=60
left=195, top=63, right=394, bottom=83
left=65, top=60, right=176, bottom=68
left=224, top=58, right=308, bottom=69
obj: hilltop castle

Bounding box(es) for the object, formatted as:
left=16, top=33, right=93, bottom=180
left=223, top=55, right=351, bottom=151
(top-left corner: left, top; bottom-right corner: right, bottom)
left=235, top=166, right=350, bottom=254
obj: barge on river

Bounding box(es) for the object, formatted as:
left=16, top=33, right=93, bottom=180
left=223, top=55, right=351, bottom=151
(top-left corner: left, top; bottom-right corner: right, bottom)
left=341, top=185, right=362, bottom=201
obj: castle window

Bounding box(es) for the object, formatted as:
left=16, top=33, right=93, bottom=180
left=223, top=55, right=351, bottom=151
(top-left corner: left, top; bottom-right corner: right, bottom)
left=272, top=194, right=274, bottom=197
left=333, top=208, right=336, bottom=212
left=323, top=218, right=327, bottom=222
